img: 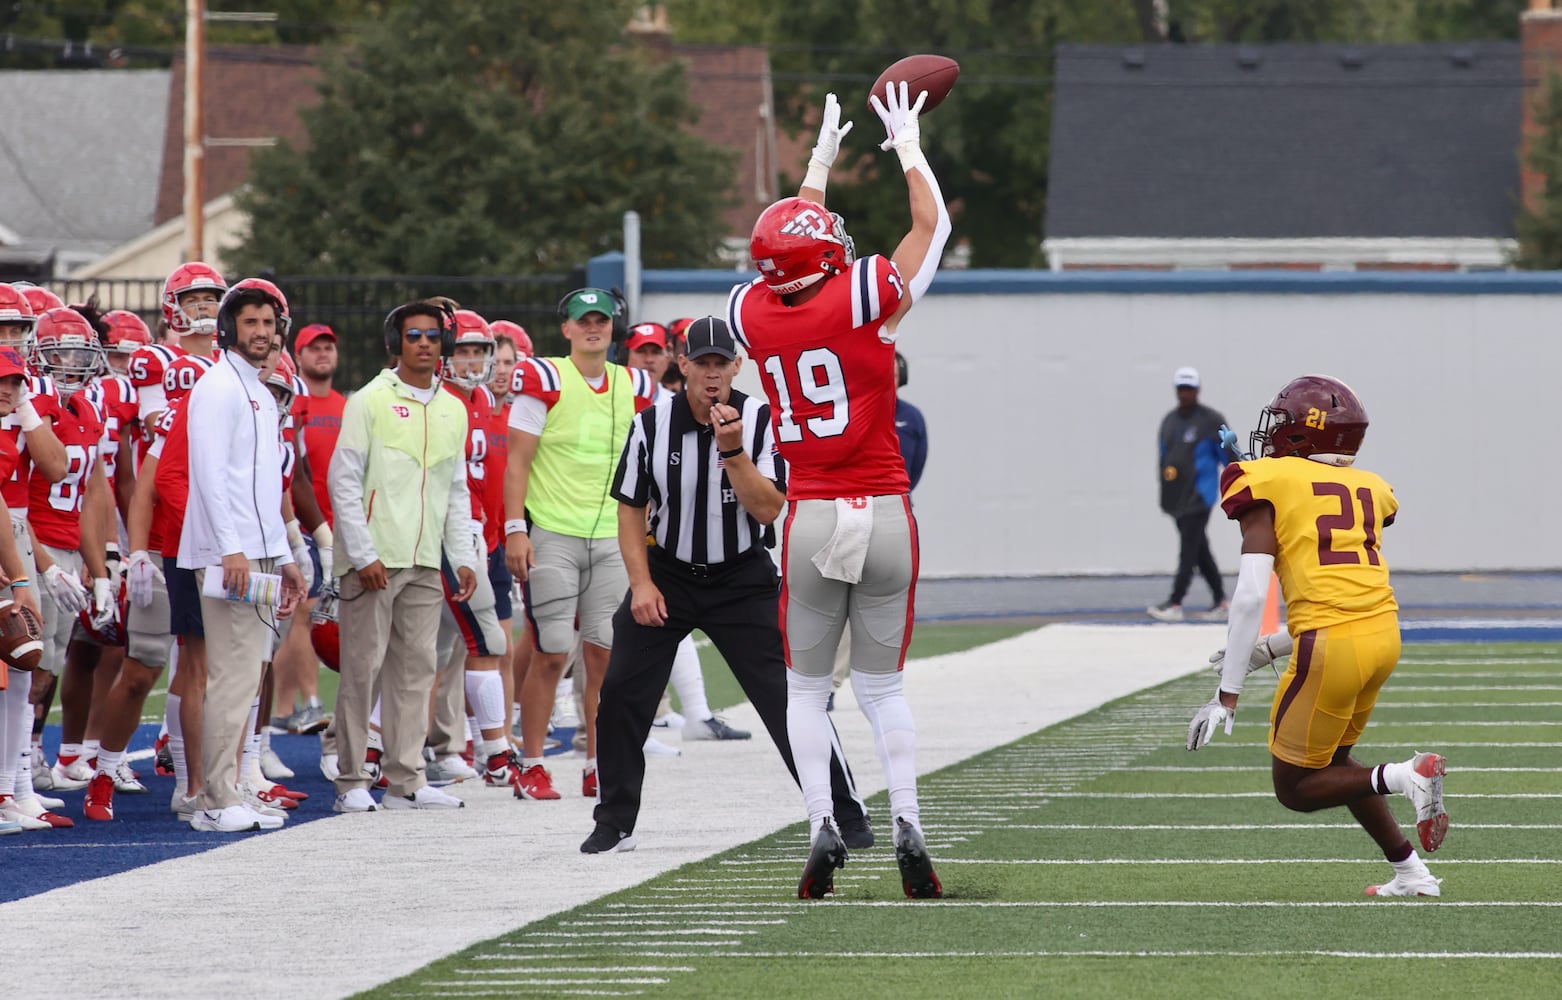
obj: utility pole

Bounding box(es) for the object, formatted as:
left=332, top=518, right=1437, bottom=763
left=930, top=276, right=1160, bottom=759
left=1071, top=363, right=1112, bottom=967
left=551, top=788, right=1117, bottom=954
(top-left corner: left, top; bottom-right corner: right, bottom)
left=183, top=0, right=206, bottom=263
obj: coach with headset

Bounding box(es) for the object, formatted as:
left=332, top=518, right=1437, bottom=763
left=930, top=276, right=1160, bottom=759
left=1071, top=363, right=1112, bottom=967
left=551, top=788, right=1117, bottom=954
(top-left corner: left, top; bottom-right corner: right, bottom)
left=504, top=287, right=656, bottom=801
left=328, top=299, right=479, bottom=813
left=180, top=282, right=306, bottom=832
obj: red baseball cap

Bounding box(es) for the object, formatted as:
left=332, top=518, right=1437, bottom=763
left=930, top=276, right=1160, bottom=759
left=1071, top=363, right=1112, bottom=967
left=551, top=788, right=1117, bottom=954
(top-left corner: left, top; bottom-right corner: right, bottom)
left=625, top=322, right=668, bottom=352
left=0, top=348, right=25, bottom=380
left=295, top=323, right=336, bottom=349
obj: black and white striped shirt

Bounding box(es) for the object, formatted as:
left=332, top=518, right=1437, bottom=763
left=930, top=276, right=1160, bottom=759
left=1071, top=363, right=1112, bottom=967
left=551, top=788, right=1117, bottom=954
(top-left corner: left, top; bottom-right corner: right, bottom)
left=611, top=388, right=784, bottom=566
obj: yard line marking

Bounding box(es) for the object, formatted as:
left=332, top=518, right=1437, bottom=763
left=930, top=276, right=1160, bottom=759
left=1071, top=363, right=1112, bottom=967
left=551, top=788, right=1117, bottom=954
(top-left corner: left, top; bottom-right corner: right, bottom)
left=1387, top=671, right=1562, bottom=679
left=1127, top=767, right=1560, bottom=774
left=951, top=823, right=1562, bottom=831
left=557, top=950, right=1562, bottom=960
left=557, top=919, right=786, bottom=927
left=920, top=858, right=1562, bottom=866
left=436, top=979, right=670, bottom=986
left=1195, top=741, right=1562, bottom=749
left=1380, top=685, right=1562, bottom=692
left=1362, top=721, right=1562, bottom=727
left=886, top=791, right=1562, bottom=799
left=602, top=900, right=1562, bottom=911
left=513, top=940, right=748, bottom=949
left=461, top=964, right=698, bottom=972
left=524, top=929, right=759, bottom=938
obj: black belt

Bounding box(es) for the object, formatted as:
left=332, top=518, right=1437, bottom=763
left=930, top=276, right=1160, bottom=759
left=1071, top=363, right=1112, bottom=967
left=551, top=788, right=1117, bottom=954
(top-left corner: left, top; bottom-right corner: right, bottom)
left=649, top=545, right=766, bottom=579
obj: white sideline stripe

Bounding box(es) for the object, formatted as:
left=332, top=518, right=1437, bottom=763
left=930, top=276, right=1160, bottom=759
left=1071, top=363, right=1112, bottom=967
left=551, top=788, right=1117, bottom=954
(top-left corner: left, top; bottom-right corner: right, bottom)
left=1366, top=721, right=1562, bottom=727
left=1373, top=702, right=1562, bottom=708
left=955, top=823, right=1562, bottom=831
left=557, top=919, right=786, bottom=927
left=536, top=950, right=1562, bottom=960
left=413, top=992, right=644, bottom=998
left=1391, top=672, right=1561, bottom=679
left=47, top=686, right=168, bottom=721
left=525, top=929, right=758, bottom=938
left=434, top=979, right=669, bottom=986
left=1196, top=742, right=1562, bottom=749
left=922, top=858, right=1562, bottom=866
left=462, top=964, right=698, bottom=972
left=1129, top=766, right=1560, bottom=774
left=858, top=791, right=1562, bottom=799
left=602, top=900, right=1562, bottom=911
left=0, top=622, right=1228, bottom=1000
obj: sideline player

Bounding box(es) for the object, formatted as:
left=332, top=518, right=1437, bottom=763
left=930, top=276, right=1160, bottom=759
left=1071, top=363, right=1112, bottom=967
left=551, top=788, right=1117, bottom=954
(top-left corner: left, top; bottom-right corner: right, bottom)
left=727, top=84, right=951, bottom=898
left=1187, top=375, right=1448, bottom=898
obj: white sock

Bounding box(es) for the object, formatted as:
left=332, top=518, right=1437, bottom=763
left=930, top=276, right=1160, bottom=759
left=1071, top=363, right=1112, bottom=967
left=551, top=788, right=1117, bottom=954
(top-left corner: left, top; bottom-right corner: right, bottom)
left=669, top=635, right=710, bottom=721
left=245, top=696, right=261, bottom=740
left=476, top=737, right=505, bottom=760
left=511, top=702, right=521, bottom=727
left=15, top=744, right=36, bottom=800
left=0, top=676, right=26, bottom=797
left=166, top=694, right=183, bottom=741
left=521, top=756, right=543, bottom=769
left=96, top=746, right=125, bottom=778
left=585, top=757, right=596, bottom=772
left=83, top=738, right=100, bottom=760
left=60, top=741, right=84, bottom=761
left=170, top=736, right=188, bottom=798
left=786, top=670, right=836, bottom=828
left=466, top=713, right=481, bottom=745
left=261, top=729, right=273, bottom=757
left=242, top=732, right=262, bottom=782
left=464, top=669, right=506, bottom=733
left=851, top=670, right=921, bottom=830
left=1392, top=850, right=1430, bottom=878
left=367, top=726, right=384, bottom=752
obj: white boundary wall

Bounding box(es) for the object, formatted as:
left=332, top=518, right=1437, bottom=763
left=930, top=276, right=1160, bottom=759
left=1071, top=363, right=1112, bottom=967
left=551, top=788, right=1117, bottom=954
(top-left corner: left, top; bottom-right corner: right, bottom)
left=644, top=277, right=1562, bottom=577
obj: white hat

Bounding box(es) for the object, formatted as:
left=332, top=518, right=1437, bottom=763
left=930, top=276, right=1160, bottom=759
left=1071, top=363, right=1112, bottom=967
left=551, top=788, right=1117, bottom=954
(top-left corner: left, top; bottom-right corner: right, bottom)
left=1173, top=366, right=1200, bottom=389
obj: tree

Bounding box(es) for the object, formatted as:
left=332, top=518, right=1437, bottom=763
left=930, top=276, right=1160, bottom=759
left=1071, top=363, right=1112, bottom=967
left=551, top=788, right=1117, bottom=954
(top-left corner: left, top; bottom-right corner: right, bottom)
left=1514, top=69, right=1562, bottom=270
left=228, top=1, right=735, bottom=275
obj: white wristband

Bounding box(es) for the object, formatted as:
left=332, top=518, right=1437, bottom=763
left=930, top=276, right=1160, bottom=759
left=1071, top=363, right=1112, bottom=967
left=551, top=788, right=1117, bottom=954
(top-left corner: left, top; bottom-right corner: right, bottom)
left=505, top=518, right=528, bottom=537
left=895, top=144, right=928, bottom=174
left=311, top=523, right=333, bottom=551
left=803, top=159, right=831, bottom=194
left=16, top=399, right=42, bottom=433
left=285, top=518, right=304, bottom=550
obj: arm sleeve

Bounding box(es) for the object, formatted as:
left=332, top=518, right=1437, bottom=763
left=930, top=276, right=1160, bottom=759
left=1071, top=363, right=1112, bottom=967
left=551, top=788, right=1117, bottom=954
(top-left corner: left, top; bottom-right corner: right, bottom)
left=185, top=379, right=241, bottom=556
left=327, top=396, right=378, bottom=570
left=1218, top=552, right=1275, bottom=697
left=904, top=164, right=951, bottom=304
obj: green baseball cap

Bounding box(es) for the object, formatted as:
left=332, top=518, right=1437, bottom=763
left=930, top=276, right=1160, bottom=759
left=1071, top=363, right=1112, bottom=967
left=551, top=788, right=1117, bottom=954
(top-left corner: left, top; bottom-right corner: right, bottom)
left=562, top=288, right=616, bottom=321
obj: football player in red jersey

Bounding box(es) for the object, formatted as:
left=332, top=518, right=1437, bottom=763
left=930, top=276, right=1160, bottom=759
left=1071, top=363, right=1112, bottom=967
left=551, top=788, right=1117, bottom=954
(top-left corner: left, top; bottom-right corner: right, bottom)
left=728, top=86, right=951, bottom=898
left=131, top=262, right=226, bottom=452
left=101, top=310, right=151, bottom=377
left=485, top=321, right=528, bottom=743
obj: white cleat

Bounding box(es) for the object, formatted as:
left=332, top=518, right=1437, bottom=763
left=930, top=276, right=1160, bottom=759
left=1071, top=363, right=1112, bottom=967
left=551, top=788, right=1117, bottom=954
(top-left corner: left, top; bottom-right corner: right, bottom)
left=190, top=804, right=278, bottom=832
left=114, top=760, right=148, bottom=794
left=1394, top=751, right=1449, bottom=853
left=1366, top=871, right=1443, bottom=898
left=642, top=734, right=681, bottom=758
left=0, top=796, right=51, bottom=831
left=381, top=784, right=465, bottom=810
left=332, top=788, right=378, bottom=813
left=426, top=754, right=479, bottom=786
left=318, top=753, right=340, bottom=782
left=50, top=757, right=94, bottom=791
left=261, top=748, right=295, bottom=781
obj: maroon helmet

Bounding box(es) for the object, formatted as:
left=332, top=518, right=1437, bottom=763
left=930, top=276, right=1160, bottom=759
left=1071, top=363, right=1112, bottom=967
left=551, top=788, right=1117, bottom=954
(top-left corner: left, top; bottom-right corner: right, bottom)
left=1250, top=375, right=1368, bottom=462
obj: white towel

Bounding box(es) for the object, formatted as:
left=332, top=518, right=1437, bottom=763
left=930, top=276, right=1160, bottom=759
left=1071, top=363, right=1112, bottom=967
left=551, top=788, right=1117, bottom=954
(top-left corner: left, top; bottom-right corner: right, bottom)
left=811, top=498, right=874, bottom=584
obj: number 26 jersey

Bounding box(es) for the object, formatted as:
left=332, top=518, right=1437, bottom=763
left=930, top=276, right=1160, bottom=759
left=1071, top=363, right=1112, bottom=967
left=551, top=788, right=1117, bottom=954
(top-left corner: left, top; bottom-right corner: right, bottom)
left=728, top=254, right=907, bottom=501
left=1220, top=456, right=1399, bottom=634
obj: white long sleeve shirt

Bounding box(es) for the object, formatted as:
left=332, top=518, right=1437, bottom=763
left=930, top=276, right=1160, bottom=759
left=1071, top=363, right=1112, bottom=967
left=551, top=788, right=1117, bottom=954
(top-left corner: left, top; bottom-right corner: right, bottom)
left=177, top=350, right=294, bottom=570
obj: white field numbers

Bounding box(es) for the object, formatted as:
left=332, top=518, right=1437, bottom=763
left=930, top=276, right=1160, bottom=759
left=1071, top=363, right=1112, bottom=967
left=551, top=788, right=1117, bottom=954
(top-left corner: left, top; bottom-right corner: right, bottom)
left=763, top=348, right=849, bottom=442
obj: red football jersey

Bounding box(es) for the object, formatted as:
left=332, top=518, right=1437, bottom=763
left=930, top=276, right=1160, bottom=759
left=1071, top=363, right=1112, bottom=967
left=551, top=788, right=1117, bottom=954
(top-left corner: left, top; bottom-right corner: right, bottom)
left=152, top=403, right=191, bottom=559
left=0, top=429, right=17, bottom=485
left=444, top=381, right=495, bottom=525
left=83, top=374, right=138, bottom=492
left=163, top=352, right=217, bottom=406
left=301, top=389, right=345, bottom=527
left=482, top=401, right=510, bottom=553
left=729, top=254, right=909, bottom=500
left=129, top=343, right=186, bottom=434
left=28, top=391, right=104, bottom=550
left=0, top=377, right=63, bottom=511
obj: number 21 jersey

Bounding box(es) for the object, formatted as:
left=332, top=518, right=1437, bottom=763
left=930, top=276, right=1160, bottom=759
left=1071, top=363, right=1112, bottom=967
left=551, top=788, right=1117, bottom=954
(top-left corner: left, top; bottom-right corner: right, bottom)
left=728, top=254, right=908, bottom=501
left=1220, top=456, right=1398, bottom=634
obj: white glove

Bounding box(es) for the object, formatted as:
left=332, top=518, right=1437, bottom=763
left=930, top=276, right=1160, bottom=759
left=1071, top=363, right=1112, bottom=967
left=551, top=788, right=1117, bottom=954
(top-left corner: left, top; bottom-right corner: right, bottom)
left=90, top=577, right=116, bottom=629
left=128, top=550, right=164, bottom=609
left=510, top=579, right=525, bottom=611
left=291, top=540, right=314, bottom=594
left=104, top=544, right=124, bottom=589
left=43, top=564, right=90, bottom=615
left=1209, top=632, right=1293, bottom=678
left=869, top=79, right=927, bottom=157
left=810, top=92, right=853, bottom=170
left=1186, top=696, right=1234, bottom=751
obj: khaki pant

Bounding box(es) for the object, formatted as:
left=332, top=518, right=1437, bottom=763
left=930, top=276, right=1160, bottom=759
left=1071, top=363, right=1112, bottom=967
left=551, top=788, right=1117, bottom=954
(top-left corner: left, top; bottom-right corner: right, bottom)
left=333, top=567, right=443, bottom=797
left=195, top=559, right=277, bottom=811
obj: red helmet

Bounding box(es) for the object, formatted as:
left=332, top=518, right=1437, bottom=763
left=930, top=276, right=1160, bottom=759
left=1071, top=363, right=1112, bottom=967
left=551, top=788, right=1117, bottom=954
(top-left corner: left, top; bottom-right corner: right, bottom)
left=102, top=310, right=152, bottom=355
left=0, top=284, right=38, bottom=354
left=667, top=317, right=694, bottom=345
left=750, top=197, right=849, bottom=295
left=310, top=581, right=341, bottom=672
left=489, top=319, right=532, bottom=358
left=32, top=308, right=104, bottom=397
left=1250, top=375, right=1369, bottom=463
left=218, top=277, right=292, bottom=343
left=444, top=309, right=495, bottom=389
left=16, top=285, right=64, bottom=315
left=265, top=350, right=298, bottom=411
left=162, top=262, right=228, bottom=337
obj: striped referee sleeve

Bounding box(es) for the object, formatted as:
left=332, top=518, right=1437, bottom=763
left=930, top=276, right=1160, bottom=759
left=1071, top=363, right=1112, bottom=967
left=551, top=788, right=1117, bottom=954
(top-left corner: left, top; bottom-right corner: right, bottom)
left=611, top=408, right=653, bottom=507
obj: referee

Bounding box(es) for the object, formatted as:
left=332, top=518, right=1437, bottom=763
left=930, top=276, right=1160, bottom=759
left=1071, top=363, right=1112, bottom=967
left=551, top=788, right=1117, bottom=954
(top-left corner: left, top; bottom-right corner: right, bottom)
left=582, top=318, right=871, bottom=854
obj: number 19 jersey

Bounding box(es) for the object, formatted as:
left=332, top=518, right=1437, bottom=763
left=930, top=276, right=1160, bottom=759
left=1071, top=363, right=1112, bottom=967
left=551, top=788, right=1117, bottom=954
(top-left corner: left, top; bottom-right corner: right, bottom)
left=728, top=254, right=907, bottom=501
left=1220, top=456, right=1399, bottom=634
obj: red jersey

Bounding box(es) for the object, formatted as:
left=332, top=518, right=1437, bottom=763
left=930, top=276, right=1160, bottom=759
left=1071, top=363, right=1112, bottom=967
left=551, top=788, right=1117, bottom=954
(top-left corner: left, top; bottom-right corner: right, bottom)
left=0, top=377, right=63, bottom=511
left=28, top=391, right=104, bottom=550
left=729, top=254, right=909, bottom=500
left=152, top=403, right=191, bottom=559
left=444, top=382, right=495, bottom=527
left=301, top=388, right=346, bottom=527
left=0, top=431, right=18, bottom=484
left=129, top=343, right=186, bottom=439
left=163, top=352, right=217, bottom=406
left=482, top=402, right=510, bottom=553
left=83, top=375, right=138, bottom=492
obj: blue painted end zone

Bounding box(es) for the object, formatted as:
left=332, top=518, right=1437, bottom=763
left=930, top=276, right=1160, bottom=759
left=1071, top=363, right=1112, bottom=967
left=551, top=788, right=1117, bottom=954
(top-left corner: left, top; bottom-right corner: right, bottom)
left=0, top=724, right=338, bottom=904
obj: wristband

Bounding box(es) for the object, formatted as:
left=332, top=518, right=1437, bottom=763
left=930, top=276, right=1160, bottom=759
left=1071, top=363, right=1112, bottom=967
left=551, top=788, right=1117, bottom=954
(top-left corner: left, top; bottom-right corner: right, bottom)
left=10, top=578, right=30, bottom=589
left=505, top=518, right=528, bottom=536
left=895, top=145, right=929, bottom=174
left=719, top=446, right=745, bottom=460
left=803, top=159, right=831, bottom=194
left=16, top=399, right=42, bottom=433
left=311, top=523, right=333, bottom=550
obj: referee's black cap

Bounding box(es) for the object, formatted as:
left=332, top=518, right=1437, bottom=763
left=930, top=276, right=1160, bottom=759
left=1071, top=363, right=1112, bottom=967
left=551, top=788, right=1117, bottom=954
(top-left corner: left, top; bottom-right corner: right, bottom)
left=684, top=317, right=737, bottom=361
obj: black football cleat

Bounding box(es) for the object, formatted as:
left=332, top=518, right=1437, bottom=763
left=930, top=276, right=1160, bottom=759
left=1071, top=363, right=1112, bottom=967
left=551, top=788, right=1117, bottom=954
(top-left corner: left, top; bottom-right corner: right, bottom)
left=838, top=813, right=875, bottom=850
left=797, top=819, right=848, bottom=899
left=894, top=817, right=943, bottom=899
left=580, top=822, right=637, bottom=854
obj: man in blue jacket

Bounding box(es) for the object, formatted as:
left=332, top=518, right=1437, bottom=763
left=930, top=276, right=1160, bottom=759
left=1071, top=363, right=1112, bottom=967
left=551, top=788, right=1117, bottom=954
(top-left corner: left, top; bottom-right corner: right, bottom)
left=1150, top=367, right=1228, bottom=622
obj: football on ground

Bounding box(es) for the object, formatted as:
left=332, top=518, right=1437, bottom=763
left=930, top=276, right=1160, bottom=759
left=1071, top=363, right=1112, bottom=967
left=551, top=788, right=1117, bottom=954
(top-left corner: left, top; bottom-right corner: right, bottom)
left=869, top=54, right=960, bottom=112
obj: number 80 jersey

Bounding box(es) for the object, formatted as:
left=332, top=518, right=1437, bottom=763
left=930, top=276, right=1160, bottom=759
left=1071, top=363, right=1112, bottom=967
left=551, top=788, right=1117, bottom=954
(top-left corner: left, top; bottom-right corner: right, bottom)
left=1220, top=456, right=1399, bottom=635
left=728, top=254, right=908, bottom=501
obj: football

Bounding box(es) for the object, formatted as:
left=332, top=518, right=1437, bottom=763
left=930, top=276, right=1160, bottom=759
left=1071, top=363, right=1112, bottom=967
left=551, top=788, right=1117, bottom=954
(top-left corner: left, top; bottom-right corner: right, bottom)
left=868, top=54, right=960, bottom=113
left=0, top=599, right=43, bottom=671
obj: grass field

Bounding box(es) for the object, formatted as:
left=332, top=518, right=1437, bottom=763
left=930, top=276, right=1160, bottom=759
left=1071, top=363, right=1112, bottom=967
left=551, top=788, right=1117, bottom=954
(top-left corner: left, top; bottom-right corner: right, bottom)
left=366, top=639, right=1562, bottom=999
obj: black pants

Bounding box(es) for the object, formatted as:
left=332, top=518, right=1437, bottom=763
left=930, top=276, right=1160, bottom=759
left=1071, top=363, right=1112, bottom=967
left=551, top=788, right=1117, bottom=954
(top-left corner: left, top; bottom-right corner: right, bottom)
left=594, top=549, right=866, bottom=835
left=1171, top=508, right=1224, bottom=606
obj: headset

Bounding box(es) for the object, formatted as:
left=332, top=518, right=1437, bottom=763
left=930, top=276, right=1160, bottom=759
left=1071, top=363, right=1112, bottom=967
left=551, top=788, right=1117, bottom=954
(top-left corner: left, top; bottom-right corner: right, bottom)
left=216, top=286, right=286, bottom=351
left=557, top=287, right=629, bottom=360
left=382, top=299, right=458, bottom=358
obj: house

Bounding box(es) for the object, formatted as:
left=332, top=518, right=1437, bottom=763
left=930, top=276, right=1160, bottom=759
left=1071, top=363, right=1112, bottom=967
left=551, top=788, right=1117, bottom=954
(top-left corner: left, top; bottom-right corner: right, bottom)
left=1043, top=42, right=1524, bottom=271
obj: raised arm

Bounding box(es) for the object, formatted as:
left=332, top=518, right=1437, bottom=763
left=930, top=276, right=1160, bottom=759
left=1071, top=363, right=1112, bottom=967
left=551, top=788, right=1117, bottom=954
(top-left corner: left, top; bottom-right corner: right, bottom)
left=871, top=82, right=952, bottom=331
left=798, top=92, right=853, bottom=206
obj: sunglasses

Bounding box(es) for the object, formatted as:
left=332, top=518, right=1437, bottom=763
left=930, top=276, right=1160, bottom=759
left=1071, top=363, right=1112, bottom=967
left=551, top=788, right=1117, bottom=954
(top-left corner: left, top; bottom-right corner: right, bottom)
left=403, top=328, right=443, bottom=342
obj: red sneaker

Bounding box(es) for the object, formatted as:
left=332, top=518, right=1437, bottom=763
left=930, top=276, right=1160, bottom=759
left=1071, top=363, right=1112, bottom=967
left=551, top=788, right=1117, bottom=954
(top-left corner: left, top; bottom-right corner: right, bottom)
left=366, top=746, right=388, bottom=789
left=484, top=750, right=520, bottom=790
left=154, top=734, right=175, bottom=777
left=513, top=764, right=560, bottom=801
left=83, top=773, right=116, bottom=822
left=582, top=765, right=598, bottom=799
left=271, top=783, right=310, bottom=802
left=254, top=785, right=299, bottom=810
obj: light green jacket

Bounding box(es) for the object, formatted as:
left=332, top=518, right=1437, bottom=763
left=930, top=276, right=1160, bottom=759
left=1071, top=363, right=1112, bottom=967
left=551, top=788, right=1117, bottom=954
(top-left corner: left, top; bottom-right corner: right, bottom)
left=327, top=369, right=476, bottom=574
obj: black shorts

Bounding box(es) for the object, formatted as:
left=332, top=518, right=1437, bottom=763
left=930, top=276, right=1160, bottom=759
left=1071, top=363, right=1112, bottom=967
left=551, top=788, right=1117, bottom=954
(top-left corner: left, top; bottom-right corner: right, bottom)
left=165, top=555, right=205, bottom=639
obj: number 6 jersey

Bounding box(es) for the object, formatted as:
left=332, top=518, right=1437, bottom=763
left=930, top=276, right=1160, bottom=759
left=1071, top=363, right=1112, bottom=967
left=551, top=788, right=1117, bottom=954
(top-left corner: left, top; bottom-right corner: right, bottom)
left=728, top=253, right=907, bottom=501
left=1220, top=456, right=1399, bottom=634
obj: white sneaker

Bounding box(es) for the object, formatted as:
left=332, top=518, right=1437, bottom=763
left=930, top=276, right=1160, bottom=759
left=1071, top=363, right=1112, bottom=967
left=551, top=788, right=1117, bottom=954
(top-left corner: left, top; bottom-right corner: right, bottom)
left=426, top=754, right=479, bottom=786
left=1147, top=602, right=1184, bottom=622
left=643, top=734, right=681, bottom=758
left=1393, top=752, right=1449, bottom=853
left=0, top=796, right=50, bottom=830
left=381, top=784, right=465, bottom=810
left=319, top=753, right=340, bottom=782
left=114, top=760, right=148, bottom=794
left=0, top=817, right=20, bottom=835
left=1366, top=870, right=1442, bottom=897
left=31, top=751, right=54, bottom=790
left=190, top=804, right=268, bottom=833
left=35, top=793, right=64, bottom=810
left=171, top=791, right=198, bottom=822
left=333, top=788, right=378, bottom=813
left=550, top=700, right=580, bottom=731
left=652, top=710, right=686, bottom=730
left=50, top=757, right=94, bottom=791
left=241, top=784, right=289, bottom=819
left=261, top=748, right=295, bottom=781
left=238, top=802, right=286, bottom=829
